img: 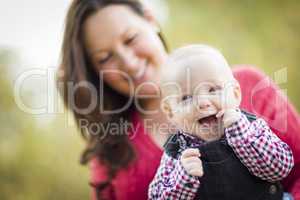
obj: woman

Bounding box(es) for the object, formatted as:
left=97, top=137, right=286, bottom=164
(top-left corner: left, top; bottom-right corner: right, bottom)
left=58, top=0, right=300, bottom=199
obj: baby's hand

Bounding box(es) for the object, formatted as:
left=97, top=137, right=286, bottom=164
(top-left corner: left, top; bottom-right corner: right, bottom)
left=180, top=148, right=203, bottom=177
left=216, top=109, right=241, bottom=128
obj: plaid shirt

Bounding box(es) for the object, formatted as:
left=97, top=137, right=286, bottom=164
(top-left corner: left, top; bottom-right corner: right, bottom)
left=148, top=113, right=294, bottom=200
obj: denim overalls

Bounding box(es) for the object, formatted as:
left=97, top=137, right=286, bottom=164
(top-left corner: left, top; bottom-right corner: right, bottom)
left=164, top=112, right=283, bottom=200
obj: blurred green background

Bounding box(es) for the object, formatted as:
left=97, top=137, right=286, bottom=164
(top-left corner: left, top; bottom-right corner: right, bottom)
left=166, top=0, right=300, bottom=109
left=1, top=0, right=299, bottom=199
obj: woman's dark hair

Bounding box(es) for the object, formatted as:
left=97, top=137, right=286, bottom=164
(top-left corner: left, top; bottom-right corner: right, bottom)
left=58, top=0, right=168, bottom=197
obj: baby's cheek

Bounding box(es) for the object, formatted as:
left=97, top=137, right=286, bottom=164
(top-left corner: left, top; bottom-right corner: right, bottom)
left=180, top=116, right=194, bottom=131
left=224, top=93, right=239, bottom=109
left=220, top=86, right=239, bottom=108
left=212, top=92, right=233, bottom=109
left=209, top=96, right=223, bottom=110
left=179, top=105, right=195, bottom=118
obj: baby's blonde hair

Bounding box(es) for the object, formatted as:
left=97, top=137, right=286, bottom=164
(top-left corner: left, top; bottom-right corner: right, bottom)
left=160, top=44, right=233, bottom=97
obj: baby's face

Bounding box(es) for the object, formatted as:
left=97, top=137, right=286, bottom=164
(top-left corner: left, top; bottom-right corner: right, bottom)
left=163, top=56, right=240, bottom=141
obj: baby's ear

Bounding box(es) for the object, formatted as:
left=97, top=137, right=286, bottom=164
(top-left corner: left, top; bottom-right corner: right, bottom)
left=233, top=80, right=242, bottom=107
left=161, top=99, right=174, bottom=119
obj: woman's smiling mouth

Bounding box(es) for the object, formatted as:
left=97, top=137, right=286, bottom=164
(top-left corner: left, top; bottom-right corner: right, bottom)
left=133, top=60, right=148, bottom=81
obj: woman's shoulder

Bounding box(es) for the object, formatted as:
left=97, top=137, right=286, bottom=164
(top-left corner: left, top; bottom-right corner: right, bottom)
left=131, top=111, right=164, bottom=153
left=231, top=65, right=275, bottom=116
left=90, top=158, right=110, bottom=184
left=232, top=66, right=275, bottom=105
left=232, top=65, right=267, bottom=85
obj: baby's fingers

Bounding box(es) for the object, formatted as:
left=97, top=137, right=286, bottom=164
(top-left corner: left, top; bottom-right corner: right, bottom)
left=216, top=109, right=225, bottom=118
left=181, top=148, right=200, bottom=159
left=184, top=161, right=204, bottom=177
left=182, top=156, right=201, bottom=166
left=189, top=169, right=204, bottom=177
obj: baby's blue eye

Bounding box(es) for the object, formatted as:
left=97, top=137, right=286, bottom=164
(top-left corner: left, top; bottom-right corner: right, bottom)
left=181, top=95, right=193, bottom=101
left=209, top=87, right=216, bottom=93
left=209, top=86, right=222, bottom=93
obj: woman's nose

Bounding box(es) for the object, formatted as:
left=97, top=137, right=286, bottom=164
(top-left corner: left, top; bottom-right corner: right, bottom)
left=117, top=47, right=139, bottom=73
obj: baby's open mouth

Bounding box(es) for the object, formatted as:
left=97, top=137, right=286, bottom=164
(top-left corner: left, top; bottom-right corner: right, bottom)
left=197, top=115, right=218, bottom=125
left=195, top=114, right=224, bottom=140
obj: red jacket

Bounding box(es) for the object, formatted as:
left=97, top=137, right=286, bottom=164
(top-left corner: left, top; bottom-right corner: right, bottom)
left=235, top=66, right=300, bottom=199
left=90, top=67, right=300, bottom=200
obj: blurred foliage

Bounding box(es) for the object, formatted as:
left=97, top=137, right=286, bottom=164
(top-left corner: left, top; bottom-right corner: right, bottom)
left=0, top=49, right=89, bottom=199
left=165, top=0, right=300, bottom=111
left=0, top=1, right=299, bottom=200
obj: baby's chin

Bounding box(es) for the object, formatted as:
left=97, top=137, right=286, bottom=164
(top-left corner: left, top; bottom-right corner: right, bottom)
left=193, top=122, right=224, bottom=142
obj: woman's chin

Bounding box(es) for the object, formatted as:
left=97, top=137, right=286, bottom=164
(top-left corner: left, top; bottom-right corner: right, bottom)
left=134, top=75, right=160, bottom=96
left=111, top=82, right=160, bottom=98
left=134, top=86, right=160, bottom=97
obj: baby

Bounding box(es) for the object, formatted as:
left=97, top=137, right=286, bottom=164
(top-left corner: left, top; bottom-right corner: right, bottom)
left=148, top=44, right=294, bottom=200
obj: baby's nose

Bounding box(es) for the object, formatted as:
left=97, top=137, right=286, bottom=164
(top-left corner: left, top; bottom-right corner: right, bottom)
left=199, top=103, right=210, bottom=110
left=197, top=99, right=212, bottom=110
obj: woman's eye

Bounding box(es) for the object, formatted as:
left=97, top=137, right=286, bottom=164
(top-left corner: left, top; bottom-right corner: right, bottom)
left=98, top=54, right=112, bottom=64
left=181, top=95, right=193, bottom=101
left=124, top=34, right=137, bottom=45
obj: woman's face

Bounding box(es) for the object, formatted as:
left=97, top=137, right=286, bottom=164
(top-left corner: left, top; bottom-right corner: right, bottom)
left=83, top=5, right=167, bottom=97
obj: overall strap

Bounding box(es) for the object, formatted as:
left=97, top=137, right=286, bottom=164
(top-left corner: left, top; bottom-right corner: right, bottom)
left=241, top=109, right=257, bottom=122
left=163, top=110, right=257, bottom=159
left=163, top=134, right=181, bottom=158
